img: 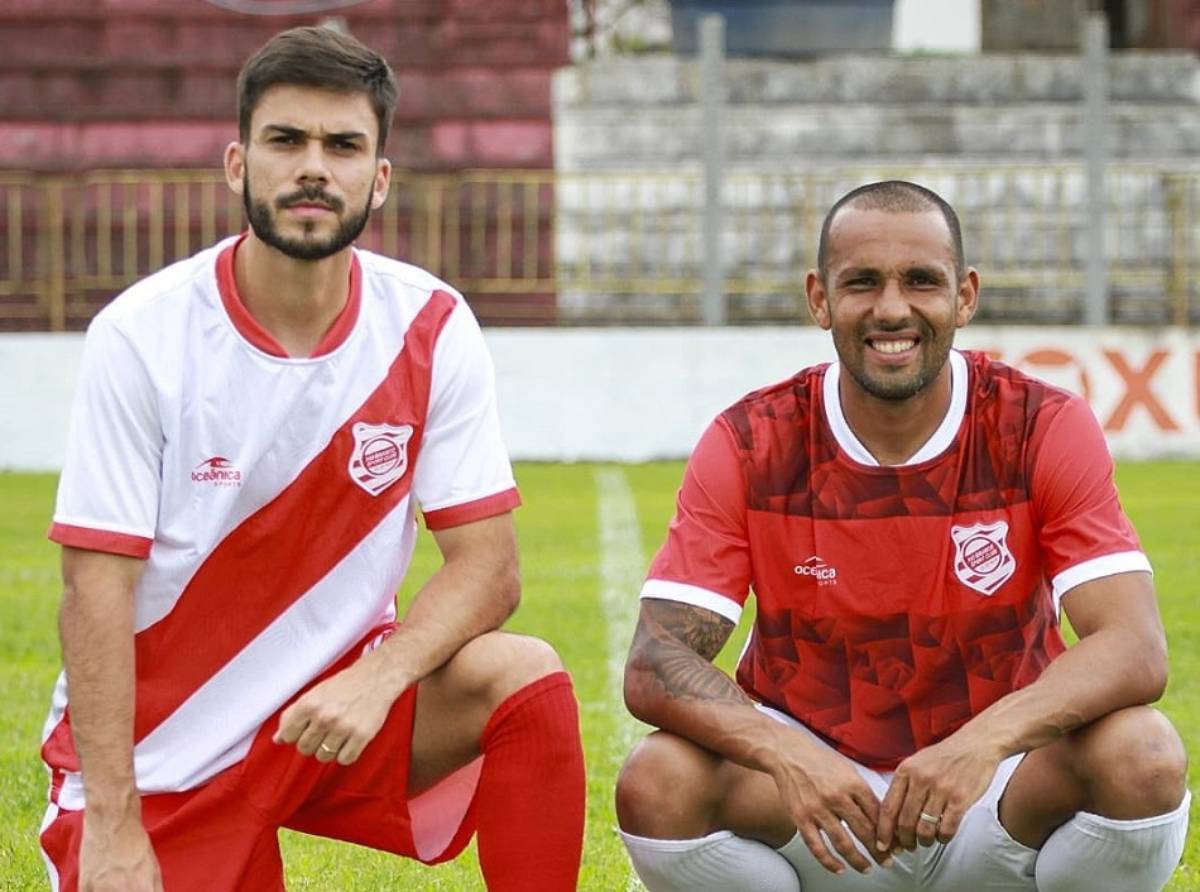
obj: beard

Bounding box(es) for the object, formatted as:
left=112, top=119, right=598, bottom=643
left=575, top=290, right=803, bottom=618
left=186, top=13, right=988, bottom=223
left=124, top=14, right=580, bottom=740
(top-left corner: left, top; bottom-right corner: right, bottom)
left=243, top=175, right=372, bottom=262
left=833, top=319, right=954, bottom=402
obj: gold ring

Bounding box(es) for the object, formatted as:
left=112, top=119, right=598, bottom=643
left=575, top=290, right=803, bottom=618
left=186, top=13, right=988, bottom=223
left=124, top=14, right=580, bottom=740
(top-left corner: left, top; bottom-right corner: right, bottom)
left=918, top=811, right=941, bottom=824
left=318, top=742, right=338, bottom=754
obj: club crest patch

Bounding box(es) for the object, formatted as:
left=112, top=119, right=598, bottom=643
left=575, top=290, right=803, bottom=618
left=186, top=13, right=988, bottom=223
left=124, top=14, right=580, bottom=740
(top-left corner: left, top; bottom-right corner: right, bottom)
left=951, top=521, right=1016, bottom=596
left=349, top=423, right=414, bottom=496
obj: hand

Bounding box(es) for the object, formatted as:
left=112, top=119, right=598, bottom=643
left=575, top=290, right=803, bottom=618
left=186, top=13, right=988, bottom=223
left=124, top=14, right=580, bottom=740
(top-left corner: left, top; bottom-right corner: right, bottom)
left=79, top=812, right=162, bottom=892
left=770, top=732, right=891, bottom=875
left=274, top=659, right=402, bottom=765
left=876, top=731, right=1003, bottom=854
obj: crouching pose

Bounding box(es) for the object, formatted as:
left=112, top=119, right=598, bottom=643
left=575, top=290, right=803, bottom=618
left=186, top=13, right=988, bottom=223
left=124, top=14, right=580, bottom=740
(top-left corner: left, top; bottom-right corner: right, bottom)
left=40, top=26, right=584, bottom=892
left=617, top=181, right=1189, bottom=891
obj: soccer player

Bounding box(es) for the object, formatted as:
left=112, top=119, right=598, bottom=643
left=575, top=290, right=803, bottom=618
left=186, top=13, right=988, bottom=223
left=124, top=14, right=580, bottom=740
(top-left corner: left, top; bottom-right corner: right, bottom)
left=39, top=26, right=584, bottom=892
left=615, top=181, right=1190, bottom=891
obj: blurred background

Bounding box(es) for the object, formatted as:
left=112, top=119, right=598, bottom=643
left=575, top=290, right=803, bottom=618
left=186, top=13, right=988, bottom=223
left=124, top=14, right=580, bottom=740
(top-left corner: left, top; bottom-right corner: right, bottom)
left=2, top=0, right=1199, bottom=461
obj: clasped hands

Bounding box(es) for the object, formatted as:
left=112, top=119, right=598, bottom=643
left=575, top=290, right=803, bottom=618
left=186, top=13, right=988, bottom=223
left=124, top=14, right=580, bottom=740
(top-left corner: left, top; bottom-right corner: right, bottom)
left=772, top=732, right=1001, bottom=876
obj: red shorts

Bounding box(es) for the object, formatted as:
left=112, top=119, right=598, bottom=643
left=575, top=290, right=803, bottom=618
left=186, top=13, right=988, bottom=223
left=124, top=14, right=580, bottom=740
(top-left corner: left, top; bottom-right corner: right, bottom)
left=40, top=624, right=483, bottom=892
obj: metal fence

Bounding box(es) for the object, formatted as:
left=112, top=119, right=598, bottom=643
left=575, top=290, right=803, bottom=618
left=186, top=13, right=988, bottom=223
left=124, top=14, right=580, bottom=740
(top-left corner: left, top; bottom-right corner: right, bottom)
left=1, top=166, right=1198, bottom=329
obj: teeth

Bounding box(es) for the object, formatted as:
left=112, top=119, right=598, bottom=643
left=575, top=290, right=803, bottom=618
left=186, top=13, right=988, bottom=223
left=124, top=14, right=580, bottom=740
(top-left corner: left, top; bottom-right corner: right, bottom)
left=873, top=339, right=915, bottom=354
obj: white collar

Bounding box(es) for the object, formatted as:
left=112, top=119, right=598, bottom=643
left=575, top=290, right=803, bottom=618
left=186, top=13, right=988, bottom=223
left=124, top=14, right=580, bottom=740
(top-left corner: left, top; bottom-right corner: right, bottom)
left=822, top=349, right=968, bottom=467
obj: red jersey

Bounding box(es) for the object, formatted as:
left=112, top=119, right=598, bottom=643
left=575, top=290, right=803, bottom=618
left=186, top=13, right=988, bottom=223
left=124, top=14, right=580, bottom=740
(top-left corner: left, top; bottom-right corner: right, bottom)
left=642, top=350, right=1149, bottom=769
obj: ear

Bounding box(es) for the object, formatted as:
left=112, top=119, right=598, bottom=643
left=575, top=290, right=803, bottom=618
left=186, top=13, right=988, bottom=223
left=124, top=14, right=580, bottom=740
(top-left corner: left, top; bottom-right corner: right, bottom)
left=370, top=157, right=392, bottom=210
left=224, top=142, right=246, bottom=197
left=955, top=267, right=980, bottom=328
left=805, top=268, right=832, bottom=330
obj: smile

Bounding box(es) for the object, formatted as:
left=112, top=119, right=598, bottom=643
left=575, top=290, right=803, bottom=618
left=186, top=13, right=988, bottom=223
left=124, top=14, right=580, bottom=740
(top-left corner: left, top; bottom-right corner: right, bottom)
left=870, top=338, right=917, bottom=354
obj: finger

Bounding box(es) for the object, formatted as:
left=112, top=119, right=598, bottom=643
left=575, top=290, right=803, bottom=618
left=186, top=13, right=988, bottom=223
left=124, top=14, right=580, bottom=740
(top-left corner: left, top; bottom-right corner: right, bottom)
left=800, top=824, right=847, bottom=875
left=336, top=733, right=367, bottom=766
left=849, top=790, right=893, bottom=867
left=824, top=820, right=873, bottom=874
left=314, top=736, right=347, bottom=764
left=915, top=797, right=946, bottom=847
left=274, top=705, right=307, bottom=745
left=875, top=772, right=907, bottom=854
left=294, top=722, right=330, bottom=757
left=894, top=784, right=930, bottom=851
left=937, top=798, right=966, bottom=844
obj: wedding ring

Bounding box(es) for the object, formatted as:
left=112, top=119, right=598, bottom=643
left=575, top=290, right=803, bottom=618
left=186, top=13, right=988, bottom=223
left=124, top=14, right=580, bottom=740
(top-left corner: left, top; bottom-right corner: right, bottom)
left=318, top=742, right=339, bottom=754
left=918, top=811, right=942, bottom=824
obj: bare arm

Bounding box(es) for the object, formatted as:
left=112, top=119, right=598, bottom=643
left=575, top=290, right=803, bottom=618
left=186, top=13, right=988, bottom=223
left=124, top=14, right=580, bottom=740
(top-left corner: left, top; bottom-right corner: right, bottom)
left=276, top=512, right=519, bottom=763
left=625, top=597, right=885, bottom=874
left=624, top=598, right=780, bottom=767
left=877, top=570, right=1165, bottom=850
left=59, top=546, right=161, bottom=892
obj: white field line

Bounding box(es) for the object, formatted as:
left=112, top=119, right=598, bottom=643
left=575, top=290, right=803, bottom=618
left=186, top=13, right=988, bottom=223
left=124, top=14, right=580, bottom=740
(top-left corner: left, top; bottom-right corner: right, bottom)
left=595, top=465, right=652, bottom=892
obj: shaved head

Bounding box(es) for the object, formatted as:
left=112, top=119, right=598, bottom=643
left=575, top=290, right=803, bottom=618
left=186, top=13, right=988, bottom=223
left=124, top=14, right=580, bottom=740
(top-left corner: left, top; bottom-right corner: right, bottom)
left=817, top=181, right=965, bottom=283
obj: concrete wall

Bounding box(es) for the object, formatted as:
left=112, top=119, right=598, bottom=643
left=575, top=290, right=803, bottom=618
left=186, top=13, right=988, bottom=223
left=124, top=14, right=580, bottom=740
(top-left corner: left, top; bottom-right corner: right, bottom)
left=4, top=327, right=1198, bottom=472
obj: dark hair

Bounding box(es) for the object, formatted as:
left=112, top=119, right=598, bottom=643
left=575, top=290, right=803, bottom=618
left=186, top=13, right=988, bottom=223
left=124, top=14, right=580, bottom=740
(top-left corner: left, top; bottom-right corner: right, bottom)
left=237, top=26, right=398, bottom=154
left=816, top=180, right=965, bottom=282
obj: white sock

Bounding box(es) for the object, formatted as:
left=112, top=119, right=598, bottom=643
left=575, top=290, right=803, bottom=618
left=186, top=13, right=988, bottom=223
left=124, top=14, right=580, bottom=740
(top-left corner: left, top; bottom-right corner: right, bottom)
left=1035, top=790, right=1191, bottom=892
left=620, top=829, right=802, bottom=892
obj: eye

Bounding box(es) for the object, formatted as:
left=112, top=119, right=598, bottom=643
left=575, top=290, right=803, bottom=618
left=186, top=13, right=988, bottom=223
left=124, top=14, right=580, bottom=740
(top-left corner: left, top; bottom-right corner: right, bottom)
left=330, top=138, right=360, bottom=153
left=269, top=133, right=299, bottom=145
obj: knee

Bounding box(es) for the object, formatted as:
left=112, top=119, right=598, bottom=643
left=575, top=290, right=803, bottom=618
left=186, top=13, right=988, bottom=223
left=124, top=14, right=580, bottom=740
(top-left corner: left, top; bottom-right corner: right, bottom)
left=448, top=631, right=565, bottom=712
left=616, top=733, right=722, bottom=839
left=1076, top=707, right=1188, bottom=817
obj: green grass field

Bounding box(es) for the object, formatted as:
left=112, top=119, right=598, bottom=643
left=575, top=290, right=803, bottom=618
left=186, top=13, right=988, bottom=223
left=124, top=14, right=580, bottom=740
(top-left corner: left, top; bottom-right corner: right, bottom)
left=1, top=462, right=1197, bottom=890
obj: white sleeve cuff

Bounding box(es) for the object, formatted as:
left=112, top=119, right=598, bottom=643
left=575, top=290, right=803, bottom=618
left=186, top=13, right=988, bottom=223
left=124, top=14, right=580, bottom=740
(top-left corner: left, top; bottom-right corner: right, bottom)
left=1051, top=550, right=1153, bottom=611
left=640, top=579, right=743, bottom=624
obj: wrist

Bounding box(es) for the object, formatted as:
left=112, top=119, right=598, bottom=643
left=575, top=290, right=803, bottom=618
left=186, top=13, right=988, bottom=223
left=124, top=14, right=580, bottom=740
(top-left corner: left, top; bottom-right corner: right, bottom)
left=358, top=644, right=417, bottom=703
left=83, top=787, right=142, bottom=830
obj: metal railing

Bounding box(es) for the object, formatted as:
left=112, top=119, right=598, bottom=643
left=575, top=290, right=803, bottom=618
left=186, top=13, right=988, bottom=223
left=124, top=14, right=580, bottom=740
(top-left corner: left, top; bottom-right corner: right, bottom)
left=2, top=166, right=1198, bottom=329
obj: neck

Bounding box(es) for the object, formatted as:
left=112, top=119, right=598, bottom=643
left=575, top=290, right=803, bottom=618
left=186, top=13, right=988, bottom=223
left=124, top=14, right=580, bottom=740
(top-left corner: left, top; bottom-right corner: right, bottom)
left=839, top=361, right=953, bottom=466
left=234, top=232, right=353, bottom=358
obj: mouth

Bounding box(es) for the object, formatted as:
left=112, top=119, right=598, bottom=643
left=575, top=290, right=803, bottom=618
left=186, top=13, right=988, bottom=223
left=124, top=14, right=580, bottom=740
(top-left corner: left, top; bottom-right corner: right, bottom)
left=865, top=334, right=920, bottom=362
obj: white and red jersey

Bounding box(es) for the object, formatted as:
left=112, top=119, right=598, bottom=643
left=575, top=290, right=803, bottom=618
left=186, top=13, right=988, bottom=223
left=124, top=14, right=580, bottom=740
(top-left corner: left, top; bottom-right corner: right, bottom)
left=643, top=350, right=1150, bottom=769
left=44, top=234, right=520, bottom=807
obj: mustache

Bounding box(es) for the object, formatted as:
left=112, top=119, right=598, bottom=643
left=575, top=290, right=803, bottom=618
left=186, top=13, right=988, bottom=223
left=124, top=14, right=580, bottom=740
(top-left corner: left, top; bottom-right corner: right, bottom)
left=276, top=186, right=345, bottom=213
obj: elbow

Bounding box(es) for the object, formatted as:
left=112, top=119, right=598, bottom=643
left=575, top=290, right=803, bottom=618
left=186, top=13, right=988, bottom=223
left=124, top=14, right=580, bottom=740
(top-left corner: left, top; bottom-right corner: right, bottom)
left=622, top=648, right=659, bottom=725
left=1142, top=642, right=1170, bottom=703
left=1128, top=630, right=1169, bottom=703
left=497, top=559, right=521, bottom=620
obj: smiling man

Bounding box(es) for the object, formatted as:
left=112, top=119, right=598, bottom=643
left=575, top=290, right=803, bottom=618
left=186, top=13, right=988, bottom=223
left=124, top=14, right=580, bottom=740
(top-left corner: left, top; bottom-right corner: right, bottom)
left=615, top=181, right=1189, bottom=891
left=38, top=26, right=584, bottom=892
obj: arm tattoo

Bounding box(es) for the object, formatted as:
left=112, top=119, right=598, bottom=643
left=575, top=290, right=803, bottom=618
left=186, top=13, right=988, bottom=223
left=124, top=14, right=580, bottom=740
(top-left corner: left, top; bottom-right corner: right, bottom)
left=630, top=599, right=751, bottom=706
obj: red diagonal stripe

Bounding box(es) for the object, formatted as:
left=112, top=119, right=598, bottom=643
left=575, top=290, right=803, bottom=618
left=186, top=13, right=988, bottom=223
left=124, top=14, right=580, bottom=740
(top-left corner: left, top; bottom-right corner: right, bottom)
left=132, top=290, right=457, bottom=743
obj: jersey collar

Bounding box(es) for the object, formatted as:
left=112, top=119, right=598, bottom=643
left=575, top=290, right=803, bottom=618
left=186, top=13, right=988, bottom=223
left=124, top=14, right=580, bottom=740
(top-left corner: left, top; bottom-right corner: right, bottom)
left=215, top=232, right=362, bottom=359
left=823, top=349, right=968, bottom=467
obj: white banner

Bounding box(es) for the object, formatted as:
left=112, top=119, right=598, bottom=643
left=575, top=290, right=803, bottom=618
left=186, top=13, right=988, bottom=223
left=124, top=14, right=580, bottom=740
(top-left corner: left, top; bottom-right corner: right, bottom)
left=2, top=327, right=1198, bottom=470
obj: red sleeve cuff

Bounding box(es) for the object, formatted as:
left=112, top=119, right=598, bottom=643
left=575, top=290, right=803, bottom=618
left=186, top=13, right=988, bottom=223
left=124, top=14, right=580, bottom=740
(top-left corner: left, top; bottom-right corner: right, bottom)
left=48, top=522, right=153, bottom=559
left=423, top=487, right=521, bottom=531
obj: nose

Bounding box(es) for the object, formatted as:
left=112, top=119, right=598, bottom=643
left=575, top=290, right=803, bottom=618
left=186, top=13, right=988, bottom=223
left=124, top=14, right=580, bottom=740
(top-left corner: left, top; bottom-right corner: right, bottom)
left=296, top=140, right=331, bottom=184
left=874, top=277, right=908, bottom=324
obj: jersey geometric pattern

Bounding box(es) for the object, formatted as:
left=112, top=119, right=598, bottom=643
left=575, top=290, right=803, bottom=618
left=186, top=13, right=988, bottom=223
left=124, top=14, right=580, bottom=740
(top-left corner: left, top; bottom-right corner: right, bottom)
left=644, top=351, right=1149, bottom=769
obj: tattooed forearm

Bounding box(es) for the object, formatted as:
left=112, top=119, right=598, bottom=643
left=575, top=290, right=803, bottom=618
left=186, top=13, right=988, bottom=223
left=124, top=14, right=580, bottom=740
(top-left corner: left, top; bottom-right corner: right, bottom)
left=652, top=641, right=752, bottom=704
left=644, top=598, right=732, bottom=660
left=627, top=599, right=750, bottom=707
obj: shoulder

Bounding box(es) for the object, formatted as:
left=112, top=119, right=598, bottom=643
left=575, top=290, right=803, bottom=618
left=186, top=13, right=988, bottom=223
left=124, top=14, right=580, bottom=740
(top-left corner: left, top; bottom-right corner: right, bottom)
left=94, top=240, right=227, bottom=329
left=354, top=249, right=469, bottom=313
left=964, top=350, right=1078, bottom=424
left=719, top=364, right=828, bottom=451
left=85, top=240, right=229, bottom=357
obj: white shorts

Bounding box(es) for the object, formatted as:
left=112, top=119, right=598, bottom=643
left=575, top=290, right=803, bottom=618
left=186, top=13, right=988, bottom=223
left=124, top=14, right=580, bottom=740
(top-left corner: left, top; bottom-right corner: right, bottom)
left=759, top=704, right=1038, bottom=891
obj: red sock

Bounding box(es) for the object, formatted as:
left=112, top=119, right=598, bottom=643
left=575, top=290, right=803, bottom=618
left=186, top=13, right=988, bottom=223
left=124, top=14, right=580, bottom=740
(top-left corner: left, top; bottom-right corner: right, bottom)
left=474, top=671, right=585, bottom=891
